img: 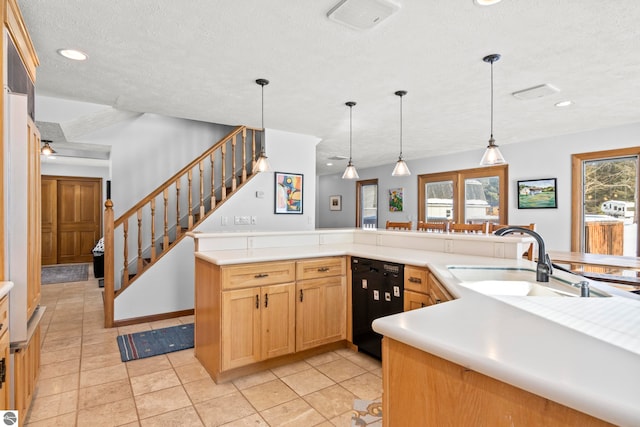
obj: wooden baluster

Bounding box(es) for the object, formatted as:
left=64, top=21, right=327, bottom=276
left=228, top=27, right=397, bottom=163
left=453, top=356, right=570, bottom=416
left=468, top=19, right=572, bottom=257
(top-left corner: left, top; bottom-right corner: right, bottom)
left=188, top=170, right=194, bottom=229
left=221, top=144, right=227, bottom=200
left=199, top=161, right=205, bottom=220
left=241, top=127, right=247, bottom=182
left=176, top=179, right=181, bottom=239
left=104, top=199, right=114, bottom=328
left=210, top=152, right=216, bottom=209
left=163, top=189, right=169, bottom=251
left=123, top=219, right=129, bottom=287
left=251, top=129, right=257, bottom=172
left=231, top=134, right=237, bottom=191
left=150, top=199, right=156, bottom=262
left=137, top=209, right=143, bottom=275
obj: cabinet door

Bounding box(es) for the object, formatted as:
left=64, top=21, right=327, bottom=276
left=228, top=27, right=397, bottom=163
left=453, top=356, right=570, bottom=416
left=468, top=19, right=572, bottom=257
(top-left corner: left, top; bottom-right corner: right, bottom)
left=404, top=290, right=431, bottom=311
left=296, top=276, right=346, bottom=351
left=261, top=283, right=295, bottom=360
left=222, top=288, right=261, bottom=370
left=0, top=330, right=9, bottom=410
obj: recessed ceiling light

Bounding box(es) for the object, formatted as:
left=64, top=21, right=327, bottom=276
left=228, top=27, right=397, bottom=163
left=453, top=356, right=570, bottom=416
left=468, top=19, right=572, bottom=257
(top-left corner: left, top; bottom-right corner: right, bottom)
left=555, top=100, right=574, bottom=107
left=474, top=0, right=502, bottom=5
left=57, top=49, right=88, bottom=61
left=326, top=162, right=334, bottom=166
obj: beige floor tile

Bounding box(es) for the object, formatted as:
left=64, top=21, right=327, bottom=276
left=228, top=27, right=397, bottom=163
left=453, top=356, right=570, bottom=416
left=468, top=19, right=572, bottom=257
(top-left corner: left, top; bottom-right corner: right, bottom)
left=232, top=370, right=277, bottom=390
left=76, top=396, right=138, bottom=427
left=79, top=363, right=128, bottom=388
left=330, top=410, right=356, bottom=427
left=148, top=318, right=182, bottom=329
left=166, top=348, right=198, bottom=367
left=174, top=361, right=211, bottom=384
left=39, top=358, right=80, bottom=380
left=78, top=378, right=132, bottom=410
left=339, top=373, right=382, bottom=401
left=178, top=314, right=195, bottom=324
left=259, top=397, right=326, bottom=427
left=80, top=351, right=123, bottom=371
left=314, top=422, right=334, bottom=427
left=241, top=379, right=298, bottom=412
left=42, top=335, right=82, bottom=352
left=370, top=367, right=383, bottom=378
left=345, top=352, right=381, bottom=371
left=117, top=323, right=152, bottom=335
left=315, top=358, right=366, bottom=383
left=305, top=351, right=342, bottom=367
left=43, top=327, right=83, bottom=341
left=280, top=368, right=335, bottom=396
left=126, top=355, right=172, bottom=378
left=26, top=390, right=78, bottom=423
left=333, top=348, right=358, bottom=358
left=270, top=360, right=312, bottom=378
left=139, top=406, right=203, bottom=427
left=81, top=329, right=119, bottom=345
left=33, top=373, right=79, bottom=398
left=220, top=413, right=269, bottom=427
left=40, top=346, right=82, bottom=365
left=134, top=385, right=192, bottom=419
left=82, top=340, right=119, bottom=358
left=194, top=391, right=256, bottom=426
left=24, top=411, right=77, bottom=426
left=130, top=368, right=181, bottom=396
left=183, top=377, right=238, bottom=404
left=303, top=384, right=356, bottom=419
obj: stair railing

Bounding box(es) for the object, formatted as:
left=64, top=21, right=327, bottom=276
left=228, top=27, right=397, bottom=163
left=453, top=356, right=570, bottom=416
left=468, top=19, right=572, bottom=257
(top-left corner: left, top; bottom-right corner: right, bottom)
left=103, top=125, right=262, bottom=327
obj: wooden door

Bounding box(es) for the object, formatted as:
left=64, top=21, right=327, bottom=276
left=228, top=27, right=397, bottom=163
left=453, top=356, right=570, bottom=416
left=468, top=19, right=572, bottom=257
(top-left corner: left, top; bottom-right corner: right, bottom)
left=57, top=178, right=101, bottom=263
left=40, top=177, right=57, bottom=265
left=222, top=287, right=261, bottom=370
left=261, top=283, right=295, bottom=360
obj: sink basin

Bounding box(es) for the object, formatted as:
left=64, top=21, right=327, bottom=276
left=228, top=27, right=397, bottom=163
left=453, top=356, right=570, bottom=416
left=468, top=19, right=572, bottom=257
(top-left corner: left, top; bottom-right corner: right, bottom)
left=447, top=266, right=610, bottom=297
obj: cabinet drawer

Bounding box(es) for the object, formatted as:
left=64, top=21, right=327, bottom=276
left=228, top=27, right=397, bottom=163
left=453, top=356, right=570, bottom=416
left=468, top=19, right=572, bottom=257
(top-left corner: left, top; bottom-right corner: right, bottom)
left=0, top=295, right=7, bottom=338
left=404, top=290, right=430, bottom=311
left=429, top=273, right=453, bottom=304
left=222, top=261, right=296, bottom=290
left=405, top=266, right=429, bottom=293
left=296, top=257, right=346, bottom=280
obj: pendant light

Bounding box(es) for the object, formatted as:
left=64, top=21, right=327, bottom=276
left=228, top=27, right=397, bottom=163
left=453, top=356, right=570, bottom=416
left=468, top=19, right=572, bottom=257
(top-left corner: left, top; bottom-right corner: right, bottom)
left=392, top=90, right=411, bottom=176
left=480, top=53, right=506, bottom=166
left=41, top=140, right=56, bottom=156
left=255, top=78, right=271, bottom=172
left=342, top=101, right=359, bottom=179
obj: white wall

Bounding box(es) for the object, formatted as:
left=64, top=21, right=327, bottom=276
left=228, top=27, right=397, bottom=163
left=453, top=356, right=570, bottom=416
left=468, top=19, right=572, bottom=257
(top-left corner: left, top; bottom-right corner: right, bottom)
left=317, top=121, right=640, bottom=251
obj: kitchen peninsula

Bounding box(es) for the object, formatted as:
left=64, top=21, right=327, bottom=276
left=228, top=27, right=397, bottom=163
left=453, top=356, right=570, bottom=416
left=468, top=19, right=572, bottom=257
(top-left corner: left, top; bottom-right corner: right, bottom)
left=189, top=229, right=640, bottom=426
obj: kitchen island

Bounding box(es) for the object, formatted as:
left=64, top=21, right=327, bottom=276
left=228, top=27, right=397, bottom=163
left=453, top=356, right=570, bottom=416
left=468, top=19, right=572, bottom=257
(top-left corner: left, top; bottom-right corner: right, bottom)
left=190, top=229, right=640, bottom=426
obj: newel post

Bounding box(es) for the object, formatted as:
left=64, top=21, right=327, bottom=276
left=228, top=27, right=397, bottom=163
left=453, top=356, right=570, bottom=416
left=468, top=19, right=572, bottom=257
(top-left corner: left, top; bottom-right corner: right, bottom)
left=104, top=199, right=115, bottom=328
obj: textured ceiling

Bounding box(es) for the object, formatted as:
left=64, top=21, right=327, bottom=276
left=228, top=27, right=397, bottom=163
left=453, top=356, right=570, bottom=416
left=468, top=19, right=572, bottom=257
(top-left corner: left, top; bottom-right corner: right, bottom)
left=19, top=0, right=640, bottom=175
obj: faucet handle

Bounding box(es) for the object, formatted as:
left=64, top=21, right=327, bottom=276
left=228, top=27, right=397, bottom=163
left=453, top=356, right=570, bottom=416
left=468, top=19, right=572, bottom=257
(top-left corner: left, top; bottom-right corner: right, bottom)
left=545, top=254, right=553, bottom=275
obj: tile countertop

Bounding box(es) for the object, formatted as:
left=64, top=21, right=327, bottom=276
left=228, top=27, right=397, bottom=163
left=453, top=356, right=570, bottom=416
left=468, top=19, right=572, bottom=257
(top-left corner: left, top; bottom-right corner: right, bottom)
left=0, top=281, right=14, bottom=299
left=195, top=242, right=640, bottom=426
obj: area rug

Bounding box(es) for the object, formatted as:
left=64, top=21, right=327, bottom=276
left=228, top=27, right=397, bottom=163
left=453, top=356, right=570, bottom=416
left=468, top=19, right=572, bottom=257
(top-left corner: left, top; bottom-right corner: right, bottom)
left=117, top=323, right=194, bottom=362
left=351, top=399, right=382, bottom=426
left=41, top=263, right=89, bottom=284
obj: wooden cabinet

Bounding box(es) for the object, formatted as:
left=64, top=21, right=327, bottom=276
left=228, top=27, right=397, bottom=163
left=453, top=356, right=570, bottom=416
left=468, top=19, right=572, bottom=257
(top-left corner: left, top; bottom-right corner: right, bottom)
left=0, top=295, right=9, bottom=410
left=404, top=266, right=454, bottom=311
left=13, top=322, right=40, bottom=415
left=221, top=282, right=295, bottom=371
left=296, top=276, right=346, bottom=351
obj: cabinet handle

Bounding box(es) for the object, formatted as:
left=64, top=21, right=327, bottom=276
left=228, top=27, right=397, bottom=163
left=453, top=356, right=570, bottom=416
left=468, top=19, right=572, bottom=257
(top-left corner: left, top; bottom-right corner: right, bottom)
left=0, top=357, right=5, bottom=388
left=435, top=299, right=442, bottom=304
left=254, top=273, right=269, bottom=278
left=256, top=295, right=259, bottom=309
left=0, top=323, right=3, bottom=332
left=421, top=302, right=425, bottom=307
left=408, top=277, right=422, bottom=283
left=299, top=289, right=304, bottom=302
left=264, top=293, right=268, bottom=308
left=317, top=267, right=330, bottom=272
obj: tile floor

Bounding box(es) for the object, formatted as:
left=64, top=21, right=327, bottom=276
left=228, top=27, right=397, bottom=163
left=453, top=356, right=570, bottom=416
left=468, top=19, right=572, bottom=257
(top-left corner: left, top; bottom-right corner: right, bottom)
left=25, top=268, right=382, bottom=426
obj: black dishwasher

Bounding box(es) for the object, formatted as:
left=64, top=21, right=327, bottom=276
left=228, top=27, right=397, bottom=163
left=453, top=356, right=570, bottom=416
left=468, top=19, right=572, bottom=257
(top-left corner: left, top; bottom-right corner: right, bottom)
left=351, top=257, right=404, bottom=359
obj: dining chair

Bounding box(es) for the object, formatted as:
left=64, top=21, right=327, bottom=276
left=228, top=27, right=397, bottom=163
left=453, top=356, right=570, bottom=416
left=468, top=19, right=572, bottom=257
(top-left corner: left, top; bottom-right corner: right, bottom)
left=385, top=221, right=412, bottom=230
left=417, top=221, right=449, bottom=232
left=449, top=222, right=488, bottom=234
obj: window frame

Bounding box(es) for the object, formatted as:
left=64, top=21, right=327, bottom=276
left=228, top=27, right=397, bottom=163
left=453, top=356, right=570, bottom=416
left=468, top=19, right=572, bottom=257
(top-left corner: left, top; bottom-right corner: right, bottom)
left=356, top=178, right=378, bottom=228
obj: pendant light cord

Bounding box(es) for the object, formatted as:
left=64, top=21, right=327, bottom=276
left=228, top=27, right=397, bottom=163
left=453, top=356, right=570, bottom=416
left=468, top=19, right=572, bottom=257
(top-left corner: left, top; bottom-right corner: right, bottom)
left=349, top=104, right=353, bottom=161
left=399, top=94, right=404, bottom=157
left=490, top=59, right=494, bottom=140
left=261, top=83, right=265, bottom=131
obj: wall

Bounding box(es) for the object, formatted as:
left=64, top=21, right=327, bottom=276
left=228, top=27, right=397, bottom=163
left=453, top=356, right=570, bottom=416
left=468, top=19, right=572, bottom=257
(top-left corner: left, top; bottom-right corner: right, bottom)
left=317, top=121, right=640, bottom=251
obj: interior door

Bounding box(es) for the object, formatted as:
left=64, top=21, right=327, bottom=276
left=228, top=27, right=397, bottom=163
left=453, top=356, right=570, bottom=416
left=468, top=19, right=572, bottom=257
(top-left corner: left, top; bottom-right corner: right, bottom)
left=40, top=177, right=57, bottom=265
left=56, top=178, right=102, bottom=264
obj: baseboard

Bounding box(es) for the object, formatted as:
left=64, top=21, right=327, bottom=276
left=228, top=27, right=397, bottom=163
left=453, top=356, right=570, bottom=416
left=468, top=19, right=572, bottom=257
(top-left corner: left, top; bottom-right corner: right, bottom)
left=112, top=309, right=194, bottom=328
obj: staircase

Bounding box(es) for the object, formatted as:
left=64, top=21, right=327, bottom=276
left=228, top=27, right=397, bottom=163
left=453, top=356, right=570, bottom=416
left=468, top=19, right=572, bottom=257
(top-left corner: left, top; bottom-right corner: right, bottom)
left=102, top=125, right=262, bottom=327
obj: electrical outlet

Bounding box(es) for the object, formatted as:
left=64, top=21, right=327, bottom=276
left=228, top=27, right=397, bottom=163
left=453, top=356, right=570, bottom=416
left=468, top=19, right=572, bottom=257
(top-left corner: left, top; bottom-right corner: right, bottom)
left=221, top=216, right=228, bottom=226
left=234, top=215, right=251, bottom=225
left=445, top=239, right=454, bottom=253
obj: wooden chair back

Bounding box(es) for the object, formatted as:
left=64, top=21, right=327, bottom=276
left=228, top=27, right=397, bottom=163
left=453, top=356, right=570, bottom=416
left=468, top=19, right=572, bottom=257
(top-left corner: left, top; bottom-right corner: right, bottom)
left=489, top=223, right=536, bottom=260
left=417, top=221, right=448, bottom=232
left=449, top=222, right=488, bottom=234
left=386, top=221, right=412, bottom=230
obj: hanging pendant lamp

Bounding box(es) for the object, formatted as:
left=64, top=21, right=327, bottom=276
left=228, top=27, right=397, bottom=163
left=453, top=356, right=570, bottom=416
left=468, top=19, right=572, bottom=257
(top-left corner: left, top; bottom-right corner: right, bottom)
left=480, top=54, right=506, bottom=166
left=392, top=90, right=411, bottom=176
left=255, top=78, right=272, bottom=172
left=41, top=140, right=56, bottom=156
left=342, top=101, right=359, bottom=180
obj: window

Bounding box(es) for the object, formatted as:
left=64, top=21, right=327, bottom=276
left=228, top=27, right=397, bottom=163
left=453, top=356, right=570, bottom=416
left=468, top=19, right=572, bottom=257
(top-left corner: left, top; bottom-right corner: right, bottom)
left=356, top=179, right=378, bottom=228
left=418, top=165, right=507, bottom=225
left=572, top=148, right=639, bottom=256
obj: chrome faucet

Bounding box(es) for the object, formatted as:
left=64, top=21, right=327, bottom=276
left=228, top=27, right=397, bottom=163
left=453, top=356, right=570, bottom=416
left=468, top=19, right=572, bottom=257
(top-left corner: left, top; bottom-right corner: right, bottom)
left=494, top=226, right=553, bottom=282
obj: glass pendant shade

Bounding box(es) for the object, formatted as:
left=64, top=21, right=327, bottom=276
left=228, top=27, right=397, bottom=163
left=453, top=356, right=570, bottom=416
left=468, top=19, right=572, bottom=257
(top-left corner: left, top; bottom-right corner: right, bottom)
left=41, top=141, right=56, bottom=156
left=342, top=161, right=359, bottom=179
left=342, top=101, right=359, bottom=180
left=255, top=150, right=270, bottom=172
left=392, top=90, right=411, bottom=176
left=255, top=78, right=272, bottom=172
left=480, top=138, right=506, bottom=165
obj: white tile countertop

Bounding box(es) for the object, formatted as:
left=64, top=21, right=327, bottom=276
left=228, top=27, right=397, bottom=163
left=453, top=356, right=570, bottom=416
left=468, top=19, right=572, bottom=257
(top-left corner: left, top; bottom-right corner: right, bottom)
left=190, top=229, right=640, bottom=426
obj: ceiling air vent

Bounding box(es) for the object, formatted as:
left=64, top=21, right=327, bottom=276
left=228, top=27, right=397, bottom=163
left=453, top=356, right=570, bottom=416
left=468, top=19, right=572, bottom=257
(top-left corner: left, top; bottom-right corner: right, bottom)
left=512, top=84, right=559, bottom=100
left=327, top=0, right=400, bottom=30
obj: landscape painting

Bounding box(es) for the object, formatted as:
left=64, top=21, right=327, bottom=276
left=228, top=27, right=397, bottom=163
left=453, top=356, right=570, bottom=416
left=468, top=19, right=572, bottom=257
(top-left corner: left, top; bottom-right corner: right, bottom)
left=518, top=178, right=557, bottom=209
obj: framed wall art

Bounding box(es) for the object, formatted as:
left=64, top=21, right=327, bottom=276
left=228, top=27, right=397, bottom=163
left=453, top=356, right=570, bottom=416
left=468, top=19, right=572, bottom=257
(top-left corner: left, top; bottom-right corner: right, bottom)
left=329, top=195, right=342, bottom=211
left=389, top=188, right=403, bottom=212
left=275, top=172, right=303, bottom=214
left=517, top=178, right=557, bottom=209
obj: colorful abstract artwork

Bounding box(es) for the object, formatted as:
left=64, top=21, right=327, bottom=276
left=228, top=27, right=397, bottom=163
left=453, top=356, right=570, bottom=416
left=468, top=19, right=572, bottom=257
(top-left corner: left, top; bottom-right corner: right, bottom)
left=275, top=172, right=303, bottom=214
left=389, top=188, right=403, bottom=212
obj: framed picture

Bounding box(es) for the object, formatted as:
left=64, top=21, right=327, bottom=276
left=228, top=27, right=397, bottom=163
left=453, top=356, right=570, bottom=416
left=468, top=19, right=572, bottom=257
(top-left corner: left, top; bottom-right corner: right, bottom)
left=517, top=178, right=557, bottom=209
left=389, top=188, right=403, bottom=212
left=275, top=172, right=303, bottom=214
left=329, top=195, right=342, bottom=211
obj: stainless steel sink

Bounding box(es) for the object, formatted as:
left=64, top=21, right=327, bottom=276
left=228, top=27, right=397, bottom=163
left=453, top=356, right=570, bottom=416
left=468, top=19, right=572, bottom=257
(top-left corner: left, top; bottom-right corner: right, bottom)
left=447, top=266, right=610, bottom=297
